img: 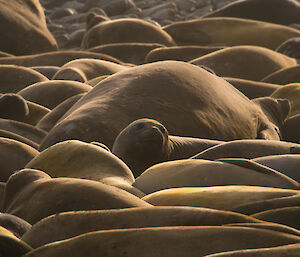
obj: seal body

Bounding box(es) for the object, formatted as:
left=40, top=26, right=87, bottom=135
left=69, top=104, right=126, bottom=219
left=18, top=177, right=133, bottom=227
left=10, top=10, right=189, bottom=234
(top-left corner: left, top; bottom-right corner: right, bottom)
left=39, top=61, right=282, bottom=151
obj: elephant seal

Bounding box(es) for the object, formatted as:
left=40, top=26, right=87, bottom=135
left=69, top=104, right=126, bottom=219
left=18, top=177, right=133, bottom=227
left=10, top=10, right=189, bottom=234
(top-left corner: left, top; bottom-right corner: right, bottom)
left=0, top=0, right=57, bottom=55
left=0, top=94, right=50, bottom=126
left=224, top=77, right=280, bottom=99
left=38, top=61, right=284, bottom=151
left=0, top=50, right=123, bottom=67
left=52, top=58, right=128, bottom=82
left=145, top=45, right=225, bottom=63
left=276, top=37, right=300, bottom=59
left=22, top=207, right=260, bottom=248
left=1, top=169, right=151, bottom=224
left=163, top=17, right=300, bottom=50
left=17, top=80, right=92, bottom=109
left=227, top=222, right=300, bottom=237
left=0, top=137, right=38, bottom=182
left=252, top=154, right=300, bottom=183
left=0, top=213, right=31, bottom=238
left=36, top=93, right=85, bottom=132
left=0, top=65, right=48, bottom=93
left=0, top=129, right=38, bottom=149
left=142, top=185, right=299, bottom=211
left=262, top=65, right=300, bottom=85
left=192, top=140, right=300, bottom=160
left=25, top=140, right=135, bottom=190
left=252, top=206, right=300, bottom=230
left=270, top=83, right=300, bottom=117
left=189, top=46, right=296, bottom=81
left=202, top=243, right=300, bottom=257
left=0, top=226, right=32, bottom=257
left=89, top=43, right=164, bottom=65
left=0, top=94, right=29, bottom=122
left=133, top=159, right=299, bottom=194
left=81, top=18, right=176, bottom=49
left=112, top=118, right=223, bottom=177
left=0, top=118, right=47, bottom=144
left=30, top=66, right=60, bottom=79
left=232, top=195, right=300, bottom=216
left=22, top=226, right=300, bottom=257
left=202, top=0, right=300, bottom=26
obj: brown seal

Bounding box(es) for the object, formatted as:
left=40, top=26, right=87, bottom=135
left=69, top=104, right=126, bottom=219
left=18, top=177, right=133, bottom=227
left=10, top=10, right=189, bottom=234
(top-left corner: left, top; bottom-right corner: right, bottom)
left=2, top=169, right=151, bottom=224
left=23, top=224, right=300, bottom=257
left=252, top=206, right=300, bottom=230
left=52, top=58, right=128, bottom=82
left=0, top=50, right=123, bottom=67
left=189, top=45, right=296, bottom=81
left=252, top=154, right=300, bottom=183
left=0, top=0, right=57, bottom=55
left=0, top=137, right=38, bottom=182
left=81, top=18, right=176, bottom=49
left=142, top=185, right=300, bottom=212
left=133, top=159, right=299, bottom=194
left=262, top=65, right=300, bottom=85
left=276, top=37, right=300, bottom=59
left=22, top=206, right=260, bottom=249
left=89, top=43, right=164, bottom=65
left=17, top=80, right=92, bottom=109
left=192, top=139, right=299, bottom=160
left=201, top=243, right=300, bottom=257
left=224, top=77, right=280, bottom=99
left=0, top=65, right=48, bottom=94
left=112, top=118, right=223, bottom=177
left=163, top=17, right=300, bottom=50
left=25, top=140, right=135, bottom=188
left=202, top=0, right=300, bottom=26
left=38, top=61, right=284, bottom=151
left=0, top=94, right=29, bottom=122
left=145, top=45, right=225, bottom=63
left=0, top=226, right=32, bottom=257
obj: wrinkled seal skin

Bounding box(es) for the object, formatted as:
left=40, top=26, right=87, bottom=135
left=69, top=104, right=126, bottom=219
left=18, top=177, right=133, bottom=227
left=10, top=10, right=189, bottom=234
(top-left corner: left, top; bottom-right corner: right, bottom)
left=112, top=118, right=223, bottom=177
left=0, top=0, right=57, bottom=55
left=39, top=61, right=283, bottom=151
